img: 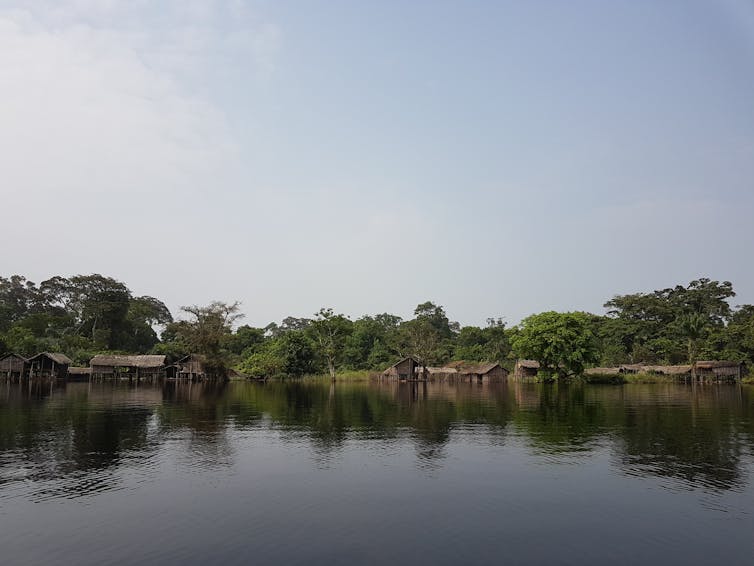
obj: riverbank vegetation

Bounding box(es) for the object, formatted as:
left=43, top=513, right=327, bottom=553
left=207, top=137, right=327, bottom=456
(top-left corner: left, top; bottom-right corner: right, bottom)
left=1, top=275, right=753, bottom=380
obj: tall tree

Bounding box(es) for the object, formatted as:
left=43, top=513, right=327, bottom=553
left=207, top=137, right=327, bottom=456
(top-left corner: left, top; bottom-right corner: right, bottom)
left=167, top=301, right=243, bottom=377
left=310, top=308, right=353, bottom=381
left=677, top=313, right=707, bottom=379
left=511, top=311, right=599, bottom=379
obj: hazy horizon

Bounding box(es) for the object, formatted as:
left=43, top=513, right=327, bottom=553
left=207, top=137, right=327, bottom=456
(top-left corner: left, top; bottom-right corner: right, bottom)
left=3, top=1, right=753, bottom=328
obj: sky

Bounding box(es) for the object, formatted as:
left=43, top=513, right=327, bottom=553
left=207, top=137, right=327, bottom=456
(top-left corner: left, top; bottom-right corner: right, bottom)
left=2, top=0, right=754, bottom=328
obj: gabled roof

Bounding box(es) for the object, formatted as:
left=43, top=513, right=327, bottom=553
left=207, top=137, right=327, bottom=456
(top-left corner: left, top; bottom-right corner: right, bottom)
left=177, top=353, right=207, bottom=363
left=388, top=356, right=418, bottom=368
left=517, top=359, right=540, bottom=369
left=585, top=367, right=621, bottom=375
left=445, top=361, right=504, bottom=374
left=90, top=354, right=166, bottom=368
left=695, top=360, right=742, bottom=369
left=0, top=353, right=29, bottom=362
left=29, top=352, right=73, bottom=365
left=465, top=362, right=504, bottom=375
left=643, top=365, right=692, bottom=375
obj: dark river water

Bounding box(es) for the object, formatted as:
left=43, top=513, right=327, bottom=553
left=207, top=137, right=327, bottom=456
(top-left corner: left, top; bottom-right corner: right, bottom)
left=1, top=380, right=753, bottom=565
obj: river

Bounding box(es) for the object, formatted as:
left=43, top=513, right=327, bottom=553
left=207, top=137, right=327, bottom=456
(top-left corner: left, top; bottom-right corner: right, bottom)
left=1, top=380, right=753, bottom=565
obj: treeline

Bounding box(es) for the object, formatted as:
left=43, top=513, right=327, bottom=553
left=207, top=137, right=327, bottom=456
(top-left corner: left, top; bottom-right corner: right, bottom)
left=1, top=275, right=753, bottom=379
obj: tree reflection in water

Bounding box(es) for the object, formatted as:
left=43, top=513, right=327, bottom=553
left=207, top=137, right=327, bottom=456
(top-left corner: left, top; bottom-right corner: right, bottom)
left=0, top=380, right=752, bottom=496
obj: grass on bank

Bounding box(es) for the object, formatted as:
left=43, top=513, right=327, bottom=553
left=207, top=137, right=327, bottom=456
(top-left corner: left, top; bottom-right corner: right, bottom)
left=299, top=370, right=376, bottom=382
left=583, top=372, right=750, bottom=384
left=240, top=370, right=753, bottom=385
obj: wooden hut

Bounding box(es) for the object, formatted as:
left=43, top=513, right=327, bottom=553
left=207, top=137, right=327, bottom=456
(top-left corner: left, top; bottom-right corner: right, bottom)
left=175, top=354, right=207, bottom=380
left=67, top=367, right=91, bottom=381
left=28, top=352, right=72, bottom=379
left=423, top=366, right=458, bottom=380
left=0, top=353, right=29, bottom=379
left=642, top=365, right=692, bottom=377
left=514, top=359, right=540, bottom=379
left=382, top=357, right=419, bottom=380
left=694, top=361, right=744, bottom=381
left=163, top=363, right=180, bottom=379
left=584, top=366, right=621, bottom=376
left=90, top=354, right=167, bottom=380
left=445, top=361, right=509, bottom=382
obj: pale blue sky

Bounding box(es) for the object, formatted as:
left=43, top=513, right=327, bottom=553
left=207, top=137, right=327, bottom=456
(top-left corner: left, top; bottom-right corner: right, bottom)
left=2, top=1, right=753, bottom=326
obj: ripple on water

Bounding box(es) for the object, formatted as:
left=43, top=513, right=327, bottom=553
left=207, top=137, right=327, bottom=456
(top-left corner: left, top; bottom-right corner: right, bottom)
left=1, top=381, right=754, bottom=566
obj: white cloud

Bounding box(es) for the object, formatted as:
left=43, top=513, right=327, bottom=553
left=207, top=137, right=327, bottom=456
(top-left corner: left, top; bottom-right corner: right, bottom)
left=0, top=1, right=282, bottom=312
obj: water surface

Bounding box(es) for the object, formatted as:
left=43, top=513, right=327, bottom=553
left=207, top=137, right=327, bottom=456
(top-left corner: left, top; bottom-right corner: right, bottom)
left=1, top=380, right=753, bottom=565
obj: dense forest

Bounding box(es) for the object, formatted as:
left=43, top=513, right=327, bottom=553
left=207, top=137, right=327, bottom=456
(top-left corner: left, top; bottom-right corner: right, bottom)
left=1, top=274, right=753, bottom=378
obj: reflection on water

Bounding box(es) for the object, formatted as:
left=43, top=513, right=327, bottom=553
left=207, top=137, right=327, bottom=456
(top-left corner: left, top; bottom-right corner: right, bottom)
left=1, top=380, right=754, bottom=565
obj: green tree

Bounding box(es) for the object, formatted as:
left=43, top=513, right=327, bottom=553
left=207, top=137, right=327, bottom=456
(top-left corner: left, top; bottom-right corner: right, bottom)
left=0, top=275, right=38, bottom=330
left=677, top=313, right=707, bottom=378
left=124, top=296, right=173, bottom=352
left=397, top=318, right=441, bottom=369
left=455, top=318, right=510, bottom=362
left=244, top=330, right=317, bottom=377
left=3, top=326, right=41, bottom=356
left=343, top=314, right=402, bottom=370
left=167, top=301, right=244, bottom=377
left=227, top=325, right=266, bottom=356
left=511, top=311, right=599, bottom=379
left=66, top=274, right=133, bottom=349
left=310, top=308, right=353, bottom=381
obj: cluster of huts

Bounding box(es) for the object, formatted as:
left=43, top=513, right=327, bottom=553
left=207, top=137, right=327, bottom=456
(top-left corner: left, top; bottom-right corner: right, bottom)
left=515, top=359, right=745, bottom=382
left=381, top=357, right=509, bottom=382
left=0, top=352, right=211, bottom=382
left=583, top=360, right=746, bottom=382
left=381, top=358, right=747, bottom=384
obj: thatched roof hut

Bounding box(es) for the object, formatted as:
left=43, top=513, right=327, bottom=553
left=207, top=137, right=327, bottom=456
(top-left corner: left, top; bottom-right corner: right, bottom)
left=584, top=367, right=621, bottom=376
left=694, top=361, right=744, bottom=380
left=514, top=359, right=540, bottom=379
left=175, top=354, right=207, bottom=379
left=641, top=365, right=693, bottom=376
left=28, top=352, right=72, bottom=378
left=67, top=367, right=91, bottom=381
left=382, top=357, right=419, bottom=380
left=446, top=361, right=509, bottom=382
left=0, top=353, right=29, bottom=378
left=414, top=361, right=509, bottom=382
left=90, top=354, right=166, bottom=379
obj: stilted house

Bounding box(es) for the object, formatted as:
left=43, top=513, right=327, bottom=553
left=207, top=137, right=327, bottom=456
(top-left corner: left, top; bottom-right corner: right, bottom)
left=67, top=367, right=92, bottom=381
left=28, top=352, right=72, bottom=379
left=423, top=366, right=458, bottom=380
left=90, top=355, right=167, bottom=380
left=694, top=361, right=744, bottom=381
left=642, top=365, right=692, bottom=377
left=584, top=367, right=621, bottom=376
left=163, top=363, right=180, bottom=379
left=0, top=353, right=29, bottom=379
left=176, top=354, right=207, bottom=380
left=514, top=359, right=540, bottom=379
left=382, top=357, right=419, bottom=380
left=445, top=361, right=509, bottom=382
